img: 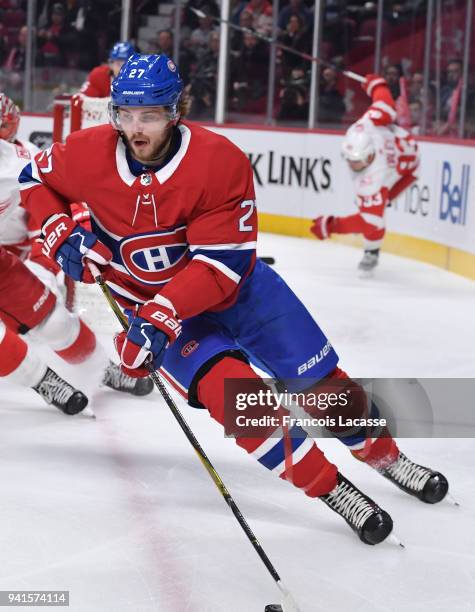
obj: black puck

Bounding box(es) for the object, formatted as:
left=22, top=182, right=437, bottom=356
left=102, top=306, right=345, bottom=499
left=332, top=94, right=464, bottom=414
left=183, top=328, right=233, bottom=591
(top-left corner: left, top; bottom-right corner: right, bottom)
left=260, top=257, right=276, bottom=265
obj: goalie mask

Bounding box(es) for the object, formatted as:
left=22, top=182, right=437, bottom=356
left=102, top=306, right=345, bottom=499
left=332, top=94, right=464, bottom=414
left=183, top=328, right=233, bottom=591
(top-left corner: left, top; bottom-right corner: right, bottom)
left=0, top=93, right=20, bottom=142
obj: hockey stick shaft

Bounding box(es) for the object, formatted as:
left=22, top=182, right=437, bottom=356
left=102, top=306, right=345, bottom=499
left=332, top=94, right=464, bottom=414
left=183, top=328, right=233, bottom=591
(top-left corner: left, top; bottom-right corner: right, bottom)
left=190, top=6, right=365, bottom=83
left=86, top=261, right=300, bottom=611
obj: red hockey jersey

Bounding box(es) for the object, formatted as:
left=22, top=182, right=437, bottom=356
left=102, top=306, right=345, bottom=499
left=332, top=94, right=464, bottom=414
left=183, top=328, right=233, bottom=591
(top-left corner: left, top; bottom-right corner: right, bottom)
left=79, top=64, right=112, bottom=98
left=20, top=122, right=257, bottom=319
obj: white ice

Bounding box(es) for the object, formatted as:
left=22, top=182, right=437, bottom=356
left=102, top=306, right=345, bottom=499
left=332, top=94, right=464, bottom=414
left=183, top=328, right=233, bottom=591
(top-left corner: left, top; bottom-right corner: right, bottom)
left=1, top=235, right=474, bottom=612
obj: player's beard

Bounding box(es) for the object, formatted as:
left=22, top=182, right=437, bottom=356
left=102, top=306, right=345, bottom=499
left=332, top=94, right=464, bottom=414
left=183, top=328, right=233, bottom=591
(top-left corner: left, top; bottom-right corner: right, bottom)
left=123, top=128, right=173, bottom=165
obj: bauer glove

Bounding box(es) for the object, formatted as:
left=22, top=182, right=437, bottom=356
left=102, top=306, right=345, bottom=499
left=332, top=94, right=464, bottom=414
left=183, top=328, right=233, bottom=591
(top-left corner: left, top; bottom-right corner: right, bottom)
left=41, top=213, right=112, bottom=282
left=115, top=299, right=182, bottom=377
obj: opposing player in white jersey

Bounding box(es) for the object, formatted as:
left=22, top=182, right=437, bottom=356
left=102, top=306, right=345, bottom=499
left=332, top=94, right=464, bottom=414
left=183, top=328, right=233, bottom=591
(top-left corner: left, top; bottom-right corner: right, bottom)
left=311, top=74, right=419, bottom=273
left=0, top=93, right=153, bottom=409
left=0, top=95, right=89, bottom=414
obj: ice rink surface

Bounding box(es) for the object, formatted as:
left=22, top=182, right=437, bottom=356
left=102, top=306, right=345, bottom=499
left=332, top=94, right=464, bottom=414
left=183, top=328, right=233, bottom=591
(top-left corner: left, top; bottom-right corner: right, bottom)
left=1, top=234, right=474, bottom=612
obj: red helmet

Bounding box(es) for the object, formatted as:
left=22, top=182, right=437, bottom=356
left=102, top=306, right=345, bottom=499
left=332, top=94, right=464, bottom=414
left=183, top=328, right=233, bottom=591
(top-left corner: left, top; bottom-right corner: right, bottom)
left=0, top=93, right=20, bottom=142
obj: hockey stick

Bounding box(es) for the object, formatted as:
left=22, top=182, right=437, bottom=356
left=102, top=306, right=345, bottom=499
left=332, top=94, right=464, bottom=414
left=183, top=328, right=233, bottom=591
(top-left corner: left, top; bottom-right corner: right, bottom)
left=190, top=6, right=365, bottom=83
left=86, top=261, right=301, bottom=612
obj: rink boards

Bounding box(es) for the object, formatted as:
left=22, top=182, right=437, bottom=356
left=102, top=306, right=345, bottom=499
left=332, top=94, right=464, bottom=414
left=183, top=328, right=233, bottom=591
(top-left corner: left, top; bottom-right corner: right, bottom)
left=19, top=115, right=475, bottom=280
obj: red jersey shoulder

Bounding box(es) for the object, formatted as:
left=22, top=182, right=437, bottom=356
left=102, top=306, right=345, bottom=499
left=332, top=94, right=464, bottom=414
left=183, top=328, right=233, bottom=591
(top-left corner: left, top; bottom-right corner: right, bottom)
left=66, top=123, right=117, bottom=150
left=184, top=121, right=251, bottom=173
left=83, top=64, right=111, bottom=97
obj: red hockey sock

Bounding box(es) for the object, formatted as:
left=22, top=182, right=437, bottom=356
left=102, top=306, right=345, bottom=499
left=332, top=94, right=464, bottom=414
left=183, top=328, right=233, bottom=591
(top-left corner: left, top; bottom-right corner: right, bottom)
left=0, top=324, right=27, bottom=376
left=197, top=356, right=338, bottom=497
left=331, top=214, right=385, bottom=243
left=301, top=366, right=399, bottom=469
left=352, top=435, right=400, bottom=469
left=55, top=319, right=97, bottom=364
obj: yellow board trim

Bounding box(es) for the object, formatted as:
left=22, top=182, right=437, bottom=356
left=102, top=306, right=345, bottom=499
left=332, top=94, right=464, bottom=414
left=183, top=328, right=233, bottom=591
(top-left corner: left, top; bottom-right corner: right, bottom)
left=258, top=212, right=475, bottom=281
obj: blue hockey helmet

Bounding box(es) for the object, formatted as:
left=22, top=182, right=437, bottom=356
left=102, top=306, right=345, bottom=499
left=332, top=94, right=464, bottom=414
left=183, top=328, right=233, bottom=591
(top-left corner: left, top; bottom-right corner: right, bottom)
left=109, top=41, right=136, bottom=62
left=110, top=54, right=184, bottom=123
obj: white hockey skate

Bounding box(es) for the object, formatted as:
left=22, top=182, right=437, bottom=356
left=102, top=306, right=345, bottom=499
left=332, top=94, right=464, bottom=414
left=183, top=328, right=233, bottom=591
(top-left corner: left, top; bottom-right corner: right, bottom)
left=358, top=249, right=379, bottom=277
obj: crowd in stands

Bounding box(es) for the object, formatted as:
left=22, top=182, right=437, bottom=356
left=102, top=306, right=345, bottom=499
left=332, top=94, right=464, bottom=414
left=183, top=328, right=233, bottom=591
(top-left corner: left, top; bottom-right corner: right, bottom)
left=0, top=0, right=473, bottom=136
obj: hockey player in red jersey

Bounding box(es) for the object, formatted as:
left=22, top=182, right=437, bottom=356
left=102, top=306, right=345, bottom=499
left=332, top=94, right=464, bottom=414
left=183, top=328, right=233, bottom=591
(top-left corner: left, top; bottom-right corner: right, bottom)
left=0, top=92, right=153, bottom=398
left=79, top=41, right=135, bottom=98
left=21, top=55, right=448, bottom=545
left=311, top=74, right=419, bottom=273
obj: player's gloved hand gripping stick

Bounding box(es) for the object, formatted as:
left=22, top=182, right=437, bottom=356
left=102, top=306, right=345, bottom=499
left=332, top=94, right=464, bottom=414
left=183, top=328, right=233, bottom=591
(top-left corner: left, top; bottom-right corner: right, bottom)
left=86, top=259, right=304, bottom=612
left=42, top=213, right=112, bottom=282
left=115, top=300, right=182, bottom=377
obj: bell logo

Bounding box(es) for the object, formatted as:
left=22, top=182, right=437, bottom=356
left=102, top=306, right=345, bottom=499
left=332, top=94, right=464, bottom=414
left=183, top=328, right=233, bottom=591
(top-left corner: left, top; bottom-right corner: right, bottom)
left=439, top=161, right=469, bottom=225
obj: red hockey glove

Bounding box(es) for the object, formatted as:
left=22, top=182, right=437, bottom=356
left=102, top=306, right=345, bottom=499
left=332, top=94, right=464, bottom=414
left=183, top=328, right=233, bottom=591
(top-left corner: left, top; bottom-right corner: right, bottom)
left=29, top=237, right=61, bottom=275
left=42, top=213, right=112, bottom=283
left=115, top=300, right=182, bottom=378
left=70, top=202, right=92, bottom=232
left=362, top=74, right=387, bottom=97
left=311, top=215, right=334, bottom=240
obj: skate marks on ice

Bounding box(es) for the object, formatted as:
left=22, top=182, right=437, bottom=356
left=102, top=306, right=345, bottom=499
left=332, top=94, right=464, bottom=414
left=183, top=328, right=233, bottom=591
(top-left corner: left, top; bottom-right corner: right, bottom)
left=1, top=235, right=475, bottom=610
left=1, top=386, right=473, bottom=611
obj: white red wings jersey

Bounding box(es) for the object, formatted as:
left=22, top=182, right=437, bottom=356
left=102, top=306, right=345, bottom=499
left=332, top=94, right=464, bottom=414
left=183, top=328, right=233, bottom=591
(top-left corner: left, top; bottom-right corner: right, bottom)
left=348, top=118, right=419, bottom=211
left=347, top=81, right=419, bottom=213
left=0, top=138, right=39, bottom=246
left=20, top=122, right=257, bottom=319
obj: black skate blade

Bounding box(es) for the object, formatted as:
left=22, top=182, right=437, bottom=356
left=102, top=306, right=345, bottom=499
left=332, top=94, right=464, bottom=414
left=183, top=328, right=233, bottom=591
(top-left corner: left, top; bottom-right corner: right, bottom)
left=265, top=606, right=283, bottom=612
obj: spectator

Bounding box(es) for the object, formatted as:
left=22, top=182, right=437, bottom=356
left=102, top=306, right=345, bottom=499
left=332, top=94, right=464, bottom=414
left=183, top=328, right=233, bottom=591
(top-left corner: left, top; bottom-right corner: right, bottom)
left=323, top=1, right=356, bottom=56
left=319, top=65, right=346, bottom=124
left=408, top=98, right=423, bottom=134
left=277, top=66, right=309, bottom=121
left=3, top=25, right=27, bottom=74
left=37, top=2, right=79, bottom=67
left=278, top=0, right=312, bottom=31
left=230, top=29, right=269, bottom=111
left=383, top=63, right=403, bottom=100
left=186, top=30, right=220, bottom=118
left=408, top=71, right=424, bottom=101
left=3, top=25, right=27, bottom=89
left=231, top=9, right=253, bottom=52
left=156, top=29, right=174, bottom=56
left=279, top=14, right=311, bottom=79
left=243, top=0, right=273, bottom=35
left=440, top=59, right=462, bottom=121
left=150, top=30, right=195, bottom=84
left=230, top=0, right=249, bottom=25
left=189, top=6, right=217, bottom=60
